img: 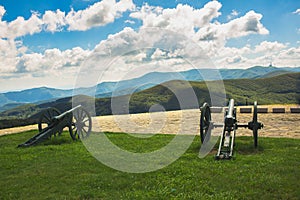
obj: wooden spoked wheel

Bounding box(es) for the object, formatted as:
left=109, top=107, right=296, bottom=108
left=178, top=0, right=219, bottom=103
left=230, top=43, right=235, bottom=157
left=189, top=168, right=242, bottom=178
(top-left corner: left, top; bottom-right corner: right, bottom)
left=70, top=107, right=92, bottom=140
left=248, top=101, right=263, bottom=148
left=200, top=102, right=212, bottom=143
left=38, top=107, right=62, bottom=136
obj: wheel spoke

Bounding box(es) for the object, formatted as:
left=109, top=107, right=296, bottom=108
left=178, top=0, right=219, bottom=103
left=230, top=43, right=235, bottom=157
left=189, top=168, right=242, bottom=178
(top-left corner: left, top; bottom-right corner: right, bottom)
left=38, top=107, right=61, bottom=133
left=82, top=119, right=89, bottom=125
left=74, top=112, right=79, bottom=121
left=77, top=130, right=81, bottom=139
left=46, top=110, right=51, bottom=119
left=79, top=109, right=83, bottom=120
left=202, top=125, right=209, bottom=130
left=82, top=128, right=88, bottom=134
left=44, top=114, right=51, bottom=123
left=80, top=129, right=86, bottom=138
left=74, top=130, right=77, bottom=136
left=83, top=123, right=90, bottom=128
left=81, top=112, right=87, bottom=120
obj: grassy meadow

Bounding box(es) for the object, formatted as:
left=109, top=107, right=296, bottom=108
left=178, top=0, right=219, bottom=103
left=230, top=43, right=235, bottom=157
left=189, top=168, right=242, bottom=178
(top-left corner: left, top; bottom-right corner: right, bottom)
left=0, top=131, right=299, bottom=199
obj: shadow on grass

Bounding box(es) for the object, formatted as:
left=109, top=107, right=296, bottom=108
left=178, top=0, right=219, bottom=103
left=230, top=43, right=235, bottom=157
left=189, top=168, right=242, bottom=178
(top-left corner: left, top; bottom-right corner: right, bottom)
left=14, top=130, right=78, bottom=148
left=42, top=138, right=76, bottom=146
left=38, top=134, right=78, bottom=146
left=192, top=136, right=264, bottom=157
left=235, top=137, right=264, bottom=155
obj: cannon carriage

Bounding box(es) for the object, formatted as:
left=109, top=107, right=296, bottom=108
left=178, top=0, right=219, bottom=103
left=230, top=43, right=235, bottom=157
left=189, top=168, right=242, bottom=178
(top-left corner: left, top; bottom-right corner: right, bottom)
left=18, top=105, right=92, bottom=147
left=200, top=99, right=264, bottom=160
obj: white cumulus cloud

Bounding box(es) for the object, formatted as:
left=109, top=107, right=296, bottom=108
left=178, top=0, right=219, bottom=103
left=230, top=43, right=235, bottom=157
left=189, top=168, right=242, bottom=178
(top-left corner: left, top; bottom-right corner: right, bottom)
left=255, top=41, right=287, bottom=53
left=130, top=2, right=269, bottom=58
left=213, top=40, right=300, bottom=68
left=0, top=5, right=5, bottom=19
left=42, top=9, right=66, bottom=32
left=17, top=47, right=91, bottom=74
left=0, top=39, right=19, bottom=73
left=220, top=10, right=269, bottom=38
left=66, top=0, right=135, bottom=31
left=293, top=8, right=300, bottom=15
left=0, top=0, right=135, bottom=39
left=151, top=48, right=167, bottom=60
left=1, top=12, right=43, bottom=39
left=130, top=1, right=222, bottom=36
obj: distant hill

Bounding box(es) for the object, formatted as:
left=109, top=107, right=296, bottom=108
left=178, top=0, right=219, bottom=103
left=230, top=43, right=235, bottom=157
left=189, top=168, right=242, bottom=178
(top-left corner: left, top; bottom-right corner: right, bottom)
left=0, top=72, right=299, bottom=129
left=222, top=72, right=300, bottom=105
left=0, top=66, right=299, bottom=111
left=0, top=103, right=25, bottom=113
left=181, top=66, right=300, bottom=80
left=0, top=87, right=74, bottom=109
left=105, top=72, right=300, bottom=114
left=257, top=70, right=294, bottom=78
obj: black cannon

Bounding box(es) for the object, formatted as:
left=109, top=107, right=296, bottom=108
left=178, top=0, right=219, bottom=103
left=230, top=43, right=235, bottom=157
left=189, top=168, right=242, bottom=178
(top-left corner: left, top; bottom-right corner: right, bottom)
left=18, top=105, right=92, bottom=147
left=200, top=99, right=263, bottom=160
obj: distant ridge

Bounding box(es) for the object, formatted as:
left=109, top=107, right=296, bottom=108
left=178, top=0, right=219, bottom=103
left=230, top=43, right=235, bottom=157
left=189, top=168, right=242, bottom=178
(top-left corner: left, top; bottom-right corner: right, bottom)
left=0, top=66, right=299, bottom=111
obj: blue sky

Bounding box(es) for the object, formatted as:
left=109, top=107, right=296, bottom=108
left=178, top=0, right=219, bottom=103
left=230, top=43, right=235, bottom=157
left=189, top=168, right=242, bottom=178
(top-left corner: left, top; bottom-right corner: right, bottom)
left=0, top=0, right=299, bottom=92
left=1, top=0, right=299, bottom=50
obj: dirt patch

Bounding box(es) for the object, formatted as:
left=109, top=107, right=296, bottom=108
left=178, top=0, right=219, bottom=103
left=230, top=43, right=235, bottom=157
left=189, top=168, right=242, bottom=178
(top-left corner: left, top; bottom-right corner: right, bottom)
left=0, top=125, right=37, bottom=136
left=1, top=106, right=299, bottom=138
left=92, top=108, right=300, bottom=138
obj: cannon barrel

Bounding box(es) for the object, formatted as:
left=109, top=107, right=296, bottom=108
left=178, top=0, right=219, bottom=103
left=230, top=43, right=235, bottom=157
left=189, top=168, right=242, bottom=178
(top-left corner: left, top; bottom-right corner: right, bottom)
left=226, top=99, right=235, bottom=119
left=54, top=105, right=82, bottom=120
left=225, top=99, right=236, bottom=127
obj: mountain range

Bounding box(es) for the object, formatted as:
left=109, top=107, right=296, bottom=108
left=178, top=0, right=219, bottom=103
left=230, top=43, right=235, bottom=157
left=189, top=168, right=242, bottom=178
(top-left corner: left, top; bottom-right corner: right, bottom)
left=0, top=72, right=299, bottom=129
left=0, top=66, right=299, bottom=112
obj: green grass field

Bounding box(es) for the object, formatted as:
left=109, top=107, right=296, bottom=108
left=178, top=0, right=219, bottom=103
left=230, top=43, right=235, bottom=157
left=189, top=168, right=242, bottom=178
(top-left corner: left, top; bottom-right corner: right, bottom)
left=0, top=131, right=299, bottom=199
